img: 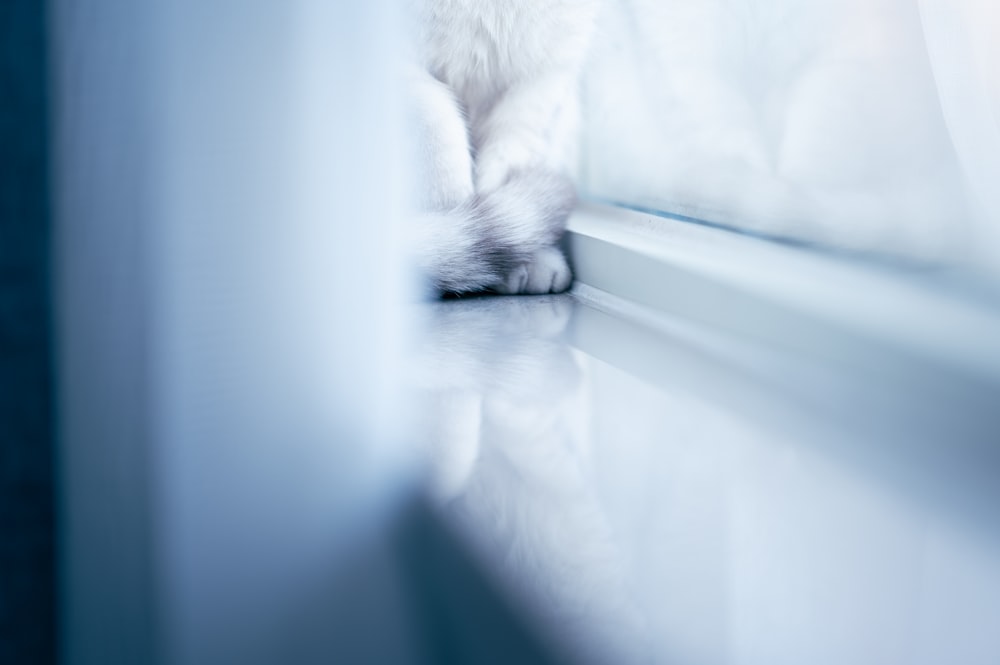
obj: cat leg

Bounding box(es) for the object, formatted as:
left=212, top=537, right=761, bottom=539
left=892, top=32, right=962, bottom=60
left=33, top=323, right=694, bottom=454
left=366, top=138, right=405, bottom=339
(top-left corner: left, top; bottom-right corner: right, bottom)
left=408, top=71, right=574, bottom=294
left=470, top=78, right=579, bottom=294
left=407, top=68, right=497, bottom=292
left=406, top=66, right=474, bottom=210
left=471, top=75, right=579, bottom=193
left=415, top=169, right=575, bottom=294
left=483, top=168, right=575, bottom=295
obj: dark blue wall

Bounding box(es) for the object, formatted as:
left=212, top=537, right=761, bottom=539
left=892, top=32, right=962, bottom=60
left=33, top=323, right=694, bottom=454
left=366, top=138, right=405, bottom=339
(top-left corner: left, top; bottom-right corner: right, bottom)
left=0, top=1, right=55, bottom=662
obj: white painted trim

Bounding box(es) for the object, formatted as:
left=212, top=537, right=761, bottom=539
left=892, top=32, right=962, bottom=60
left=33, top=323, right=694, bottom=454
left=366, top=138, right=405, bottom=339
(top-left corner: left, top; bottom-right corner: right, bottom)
left=566, top=202, right=1000, bottom=386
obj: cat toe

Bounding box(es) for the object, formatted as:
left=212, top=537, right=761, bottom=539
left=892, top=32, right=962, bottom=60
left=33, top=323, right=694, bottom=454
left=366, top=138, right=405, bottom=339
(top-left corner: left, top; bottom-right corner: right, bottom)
left=525, top=248, right=571, bottom=293
left=494, top=264, right=530, bottom=294
left=493, top=247, right=572, bottom=295
left=541, top=248, right=573, bottom=293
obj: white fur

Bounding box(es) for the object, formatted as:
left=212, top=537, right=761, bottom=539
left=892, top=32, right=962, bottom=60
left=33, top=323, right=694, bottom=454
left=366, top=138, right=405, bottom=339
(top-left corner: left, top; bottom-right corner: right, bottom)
left=406, top=0, right=599, bottom=294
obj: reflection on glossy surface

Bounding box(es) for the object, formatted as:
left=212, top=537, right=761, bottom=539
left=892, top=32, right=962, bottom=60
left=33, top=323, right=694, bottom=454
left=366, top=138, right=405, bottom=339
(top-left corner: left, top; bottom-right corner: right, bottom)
left=411, top=296, right=647, bottom=665
left=411, top=294, right=1000, bottom=665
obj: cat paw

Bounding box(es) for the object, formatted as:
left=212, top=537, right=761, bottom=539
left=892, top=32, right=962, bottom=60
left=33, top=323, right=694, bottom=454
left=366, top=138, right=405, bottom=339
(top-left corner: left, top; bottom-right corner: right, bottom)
left=493, top=246, right=572, bottom=295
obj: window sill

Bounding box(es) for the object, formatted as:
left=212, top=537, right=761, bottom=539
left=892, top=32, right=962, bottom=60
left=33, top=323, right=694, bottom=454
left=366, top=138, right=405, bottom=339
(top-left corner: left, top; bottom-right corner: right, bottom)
left=566, top=202, right=1000, bottom=388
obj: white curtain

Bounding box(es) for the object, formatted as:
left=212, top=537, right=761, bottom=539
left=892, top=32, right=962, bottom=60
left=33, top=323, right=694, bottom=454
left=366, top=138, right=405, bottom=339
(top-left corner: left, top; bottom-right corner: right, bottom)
left=918, top=0, right=1000, bottom=272
left=582, top=0, right=1000, bottom=272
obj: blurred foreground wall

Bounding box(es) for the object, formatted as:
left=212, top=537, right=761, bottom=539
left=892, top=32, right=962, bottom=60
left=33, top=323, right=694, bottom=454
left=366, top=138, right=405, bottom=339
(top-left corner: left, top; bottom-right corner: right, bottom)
left=0, top=1, right=55, bottom=663
left=54, top=3, right=412, bottom=663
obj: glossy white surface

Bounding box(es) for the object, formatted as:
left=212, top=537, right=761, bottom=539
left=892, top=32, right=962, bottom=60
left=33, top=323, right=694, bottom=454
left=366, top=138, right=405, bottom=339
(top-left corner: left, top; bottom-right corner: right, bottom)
left=411, top=294, right=1000, bottom=665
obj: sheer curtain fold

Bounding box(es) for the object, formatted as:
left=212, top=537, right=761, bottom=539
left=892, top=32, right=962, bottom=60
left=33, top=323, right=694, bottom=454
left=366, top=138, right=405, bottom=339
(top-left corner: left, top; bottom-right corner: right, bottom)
left=583, top=0, right=1000, bottom=274
left=918, top=0, right=1000, bottom=272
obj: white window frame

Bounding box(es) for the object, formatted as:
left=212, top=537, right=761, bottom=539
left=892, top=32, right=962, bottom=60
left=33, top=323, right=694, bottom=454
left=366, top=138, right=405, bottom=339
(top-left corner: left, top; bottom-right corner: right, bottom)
left=566, top=201, right=1000, bottom=387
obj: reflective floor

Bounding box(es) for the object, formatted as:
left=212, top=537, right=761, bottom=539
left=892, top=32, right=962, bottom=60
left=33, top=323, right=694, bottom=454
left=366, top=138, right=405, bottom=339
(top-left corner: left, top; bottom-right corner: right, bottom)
left=409, top=294, right=1000, bottom=665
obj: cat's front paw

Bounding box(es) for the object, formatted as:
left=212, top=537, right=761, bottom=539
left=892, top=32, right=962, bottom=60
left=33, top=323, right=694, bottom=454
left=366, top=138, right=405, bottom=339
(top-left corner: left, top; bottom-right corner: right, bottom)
left=493, top=246, right=572, bottom=295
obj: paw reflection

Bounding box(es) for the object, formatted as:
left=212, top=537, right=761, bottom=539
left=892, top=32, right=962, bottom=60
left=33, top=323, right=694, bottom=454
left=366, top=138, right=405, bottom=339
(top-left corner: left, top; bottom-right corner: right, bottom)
left=411, top=294, right=646, bottom=665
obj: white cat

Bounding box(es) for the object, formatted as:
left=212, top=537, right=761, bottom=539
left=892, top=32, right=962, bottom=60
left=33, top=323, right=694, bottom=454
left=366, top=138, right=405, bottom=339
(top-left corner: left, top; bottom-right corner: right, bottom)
left=406, top=0, right=600, bottom=294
